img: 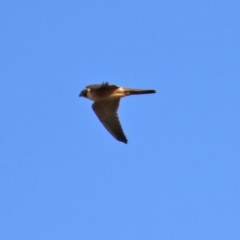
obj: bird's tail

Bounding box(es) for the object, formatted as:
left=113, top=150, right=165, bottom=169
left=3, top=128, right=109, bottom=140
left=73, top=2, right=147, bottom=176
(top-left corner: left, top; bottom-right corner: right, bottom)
left=124, top=88, right=156, bottom=95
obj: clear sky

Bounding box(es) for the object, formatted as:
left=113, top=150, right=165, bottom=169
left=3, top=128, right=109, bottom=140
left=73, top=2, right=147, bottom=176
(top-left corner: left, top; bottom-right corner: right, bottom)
left=1, top=1, right=240, bottom=239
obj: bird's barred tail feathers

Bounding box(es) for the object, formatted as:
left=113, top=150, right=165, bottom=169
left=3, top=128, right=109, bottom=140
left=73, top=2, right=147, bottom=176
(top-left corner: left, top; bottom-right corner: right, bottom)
left=124, top=89, right=156, bottom=95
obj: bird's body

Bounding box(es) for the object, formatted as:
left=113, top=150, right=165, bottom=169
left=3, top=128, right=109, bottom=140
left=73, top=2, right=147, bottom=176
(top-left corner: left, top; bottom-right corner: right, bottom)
left=79, top=82, right=156, bottom=144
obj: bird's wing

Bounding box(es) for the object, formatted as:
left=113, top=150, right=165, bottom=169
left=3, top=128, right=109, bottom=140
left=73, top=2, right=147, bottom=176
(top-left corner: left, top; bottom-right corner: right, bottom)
left=86, top=82, right=118, bottom=90
left=92, top=99, right=128, bottom=143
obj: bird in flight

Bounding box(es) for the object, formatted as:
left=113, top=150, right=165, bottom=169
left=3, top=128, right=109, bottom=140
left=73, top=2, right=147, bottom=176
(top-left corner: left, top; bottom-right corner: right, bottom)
left=79, top=82, right=156, bottom=144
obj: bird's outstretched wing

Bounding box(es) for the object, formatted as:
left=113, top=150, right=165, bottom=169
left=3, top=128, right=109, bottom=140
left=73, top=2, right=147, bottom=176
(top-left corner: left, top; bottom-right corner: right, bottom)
left=86, top=82, right=118, bottom=90
left=92, top=99, right=127, bottom=143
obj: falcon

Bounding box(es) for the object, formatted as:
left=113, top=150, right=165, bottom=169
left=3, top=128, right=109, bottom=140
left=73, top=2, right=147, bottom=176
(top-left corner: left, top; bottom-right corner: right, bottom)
left=79, top=82, right=156, bottom=144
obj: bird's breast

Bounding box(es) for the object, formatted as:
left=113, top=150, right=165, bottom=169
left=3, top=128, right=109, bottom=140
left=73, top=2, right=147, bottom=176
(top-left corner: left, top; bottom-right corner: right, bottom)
left=87, top=89, right=124, bottom=101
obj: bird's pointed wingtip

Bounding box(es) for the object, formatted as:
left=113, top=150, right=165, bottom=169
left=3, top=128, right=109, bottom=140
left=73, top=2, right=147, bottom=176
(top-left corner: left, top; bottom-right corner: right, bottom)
left=119, top=138, right=128, bottom=144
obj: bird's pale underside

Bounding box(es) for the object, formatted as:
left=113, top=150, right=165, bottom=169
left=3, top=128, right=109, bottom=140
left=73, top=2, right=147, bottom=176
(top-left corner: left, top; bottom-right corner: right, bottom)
left=79, top=82, right=156, bottom=144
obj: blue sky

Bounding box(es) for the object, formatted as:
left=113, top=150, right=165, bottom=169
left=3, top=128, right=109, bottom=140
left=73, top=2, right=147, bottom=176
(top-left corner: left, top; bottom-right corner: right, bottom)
left=1, top=1, right=240, bottom=239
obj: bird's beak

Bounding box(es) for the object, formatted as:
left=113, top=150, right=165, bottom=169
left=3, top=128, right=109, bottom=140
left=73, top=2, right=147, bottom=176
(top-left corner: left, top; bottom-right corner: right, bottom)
left=79, top=91, right=83, bottom=97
